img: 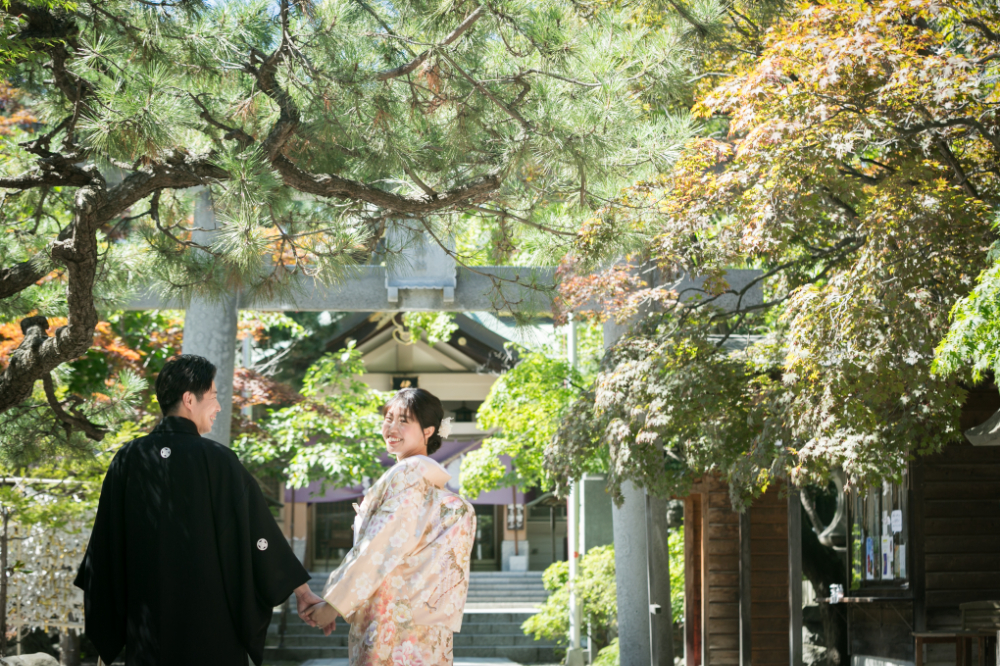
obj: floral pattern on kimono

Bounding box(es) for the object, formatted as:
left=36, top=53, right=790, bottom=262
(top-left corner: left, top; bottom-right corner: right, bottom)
left=323, top=455, right=476, bottom=666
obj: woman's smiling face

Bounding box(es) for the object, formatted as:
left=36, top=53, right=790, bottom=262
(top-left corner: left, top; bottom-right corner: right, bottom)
left=382, top=403, right=435, bottom=460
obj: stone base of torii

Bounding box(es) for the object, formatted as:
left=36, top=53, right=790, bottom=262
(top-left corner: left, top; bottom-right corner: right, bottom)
left=128, top=193, right=764, bottom=666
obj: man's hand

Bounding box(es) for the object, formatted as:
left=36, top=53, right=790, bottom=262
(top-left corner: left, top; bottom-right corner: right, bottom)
left=293, top=582, right=324, bottom=627
left=304, top=601, right=340, bottom=636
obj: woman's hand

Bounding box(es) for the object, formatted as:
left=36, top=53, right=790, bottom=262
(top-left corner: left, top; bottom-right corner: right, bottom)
left=293, top=583, right=324, bottom=627
left=306, top=601, right=341, bottom=636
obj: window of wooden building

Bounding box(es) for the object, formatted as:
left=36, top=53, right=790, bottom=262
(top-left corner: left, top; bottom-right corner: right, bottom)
left=849, top=480, right=910, bottom=592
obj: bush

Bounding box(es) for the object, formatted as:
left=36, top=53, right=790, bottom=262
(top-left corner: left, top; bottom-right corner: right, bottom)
left=523, top=528, right=686, bottom=666
left=594, top=638, right=619, bottom=666
left=522, top=545, right=618, bottom=655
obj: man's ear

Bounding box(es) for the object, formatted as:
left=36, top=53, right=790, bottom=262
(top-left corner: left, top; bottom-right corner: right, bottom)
left=180, top=390, right=194, bottom=411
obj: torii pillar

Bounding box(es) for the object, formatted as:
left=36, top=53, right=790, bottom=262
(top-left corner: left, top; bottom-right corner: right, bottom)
left=605, top=270, right=764, bottom=666
left=181, top=191, right=239, bottom=445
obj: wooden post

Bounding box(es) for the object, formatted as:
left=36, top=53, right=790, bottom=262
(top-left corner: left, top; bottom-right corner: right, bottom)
left=550, top=506, right=556, bottom=565
left=739, top=509, right=752, bottom=666
left=911, top=460, right=926, bottom=632
left=701, top=490, right=711, bottom=666
left=788, top=489, right=803, bottom=666
left=306, top=502, right=316, bottom=571
left=512, top=487, right=519, bottom=556
left=684, top=493, right=702, bottom=666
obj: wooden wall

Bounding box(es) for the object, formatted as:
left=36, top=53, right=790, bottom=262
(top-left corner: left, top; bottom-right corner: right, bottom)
left=750, top=485, right=791, bottom=666
left=915, top=386, right=1000, bottom=666
left=686, top=477, right=790, bottom=666
left=684, top=476, right=741, bottom=665
left=915, top=440, right=1000, bottom=666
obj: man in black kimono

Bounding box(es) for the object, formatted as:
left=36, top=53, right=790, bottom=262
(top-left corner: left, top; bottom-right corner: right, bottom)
left=75, top=354, right=325, bottom=666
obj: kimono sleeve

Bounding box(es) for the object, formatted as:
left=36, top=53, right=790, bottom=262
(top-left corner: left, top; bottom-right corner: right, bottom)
left=73, top=451, right=128, bottom=666
left=322, top=480, right=424, bottom=620
left=218, top=476, right=311, bottom=666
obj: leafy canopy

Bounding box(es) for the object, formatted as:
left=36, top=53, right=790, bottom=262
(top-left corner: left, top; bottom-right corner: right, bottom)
left=552, top=0, right=1000, bottom=504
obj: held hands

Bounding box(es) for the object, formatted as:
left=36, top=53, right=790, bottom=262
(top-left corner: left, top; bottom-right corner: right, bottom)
left=305, top=601, right=340, bottom=636
left=293, top=583, right=325, bottom=627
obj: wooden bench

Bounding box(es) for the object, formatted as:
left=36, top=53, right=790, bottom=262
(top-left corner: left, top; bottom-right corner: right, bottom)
left=914, top=631, right=998, bottom=666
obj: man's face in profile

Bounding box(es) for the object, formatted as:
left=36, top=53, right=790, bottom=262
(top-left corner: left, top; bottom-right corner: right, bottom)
left=187, top=381, right=221, bottom=435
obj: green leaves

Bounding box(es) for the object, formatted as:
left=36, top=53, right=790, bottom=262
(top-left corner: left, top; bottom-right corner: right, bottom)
left=935, top=245, right=1000, bottom=382
left=552, top=0, right=1000, bottom=505
left=521, top=544, right=639, bottom=656
left=461, top=348, right=579, bottom=498
left=400, top=312, right=459, bottom=346
left=233, top=344, right=389, bottom=490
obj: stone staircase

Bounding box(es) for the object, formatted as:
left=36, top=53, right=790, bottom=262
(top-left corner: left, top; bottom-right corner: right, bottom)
left=464, top=571, right=549, bottom=610
left=264, top=572, right=558, bottom=663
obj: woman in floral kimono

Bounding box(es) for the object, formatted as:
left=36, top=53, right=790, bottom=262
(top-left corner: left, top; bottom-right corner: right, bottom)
left=307, top=388, right=476, bottom=666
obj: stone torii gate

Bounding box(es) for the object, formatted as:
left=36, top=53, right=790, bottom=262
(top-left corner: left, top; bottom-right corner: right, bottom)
left=126, top=192, right=764, bottom=666
left=127, top=192, right=553, bottom=445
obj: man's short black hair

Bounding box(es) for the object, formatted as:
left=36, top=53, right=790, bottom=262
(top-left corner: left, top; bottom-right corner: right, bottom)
left=155, top=355, right=216, bottom=416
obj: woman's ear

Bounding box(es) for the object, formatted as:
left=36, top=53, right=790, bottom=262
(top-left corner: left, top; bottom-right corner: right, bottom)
left=423, top=425, right=435, bottom=442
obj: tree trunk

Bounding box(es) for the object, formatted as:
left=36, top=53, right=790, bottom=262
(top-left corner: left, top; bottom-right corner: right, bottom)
left=60, top=625, right=81, bottom=666
left=800, top=496, right=848, bottom=666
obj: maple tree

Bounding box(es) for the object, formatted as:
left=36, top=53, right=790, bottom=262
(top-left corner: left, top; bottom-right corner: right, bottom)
left=550, top=0, right=1000, bottom=504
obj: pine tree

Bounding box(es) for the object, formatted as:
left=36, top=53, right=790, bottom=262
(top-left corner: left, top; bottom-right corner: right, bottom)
left=0, top=0, right=742, bottom=442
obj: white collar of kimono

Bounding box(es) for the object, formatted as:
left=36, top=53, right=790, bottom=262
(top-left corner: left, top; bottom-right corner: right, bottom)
left=406, top=455, right=452, bottom=489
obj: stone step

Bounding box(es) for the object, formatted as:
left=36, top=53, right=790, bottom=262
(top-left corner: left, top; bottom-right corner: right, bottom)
left=272, top=610, right=539, bottom=624
left=272, top=576, right=555, bottom=663
left=270, top=622, right=533, bottom=638
left=265, top=633, right=547, bottom=648
left=467, top=581, right=546, bottom=586
left=264, top=645, right=560, bottom=662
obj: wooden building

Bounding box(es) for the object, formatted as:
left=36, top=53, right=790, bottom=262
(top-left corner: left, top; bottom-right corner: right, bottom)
left=844, top=385, right=1000, bottom=666
left=684, top=476, right=797, bottom=666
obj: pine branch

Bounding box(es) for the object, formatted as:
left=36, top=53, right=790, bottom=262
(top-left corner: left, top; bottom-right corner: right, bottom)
left=245, top=21, right=299, bottom=161
left=0, top=166, right=91, bottom=189
left=243, top=28, right=503, bottom=214
left=272, top=155, right=501, bottom=214
left=438, top=50, right=532, bottom=133
left=0, top=157, right=226, bottom=415
left=41, top=373, right=106, bottom=441
left=376, top=6, right=484, bottom=81
left=0, top=260, right=50, bottom=301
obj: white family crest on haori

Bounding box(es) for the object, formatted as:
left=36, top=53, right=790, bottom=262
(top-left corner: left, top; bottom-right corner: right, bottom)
left=160, top=447, right=171, bottom=458
left=257, top=539, right=269, bottom=551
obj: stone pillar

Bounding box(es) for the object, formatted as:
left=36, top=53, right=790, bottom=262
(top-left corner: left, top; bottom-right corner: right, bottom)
left=646, top=493, right=674, bottom=665
left=181, top=190, right=238, bottom=446
left=613, top=480, right=653, bottom=666
left=604, top=317, right=655, bottom=666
